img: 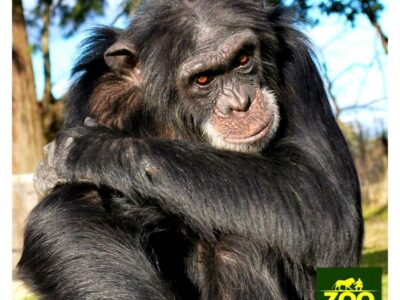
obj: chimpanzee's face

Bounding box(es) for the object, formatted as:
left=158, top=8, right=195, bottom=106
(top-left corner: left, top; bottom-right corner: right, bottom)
left=176, top=29, right=280, bottom=153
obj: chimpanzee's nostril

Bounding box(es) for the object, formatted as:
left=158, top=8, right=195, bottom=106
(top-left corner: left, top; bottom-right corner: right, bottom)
left=233, top=96, right=251, bottom=113
left=244, top=97, right=252, bottom=111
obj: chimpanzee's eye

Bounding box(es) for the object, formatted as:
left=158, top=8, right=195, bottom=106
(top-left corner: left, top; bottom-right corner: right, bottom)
left=238, top=54, right=250, bottom=66
left=195, top=74, right=211, bottom=86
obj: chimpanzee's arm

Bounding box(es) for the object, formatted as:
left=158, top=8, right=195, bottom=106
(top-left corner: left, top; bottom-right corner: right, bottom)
left=42, top=125, right=362, bottom=266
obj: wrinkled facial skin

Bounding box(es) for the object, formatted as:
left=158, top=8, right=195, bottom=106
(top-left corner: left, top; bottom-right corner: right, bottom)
left=177, top=29, right=280, bottom=153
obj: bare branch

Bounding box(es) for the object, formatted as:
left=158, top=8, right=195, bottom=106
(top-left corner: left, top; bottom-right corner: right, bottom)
left=110, top=11, right=126, bottom=25
left=331, top=63, right=373, bottom=83
left=369, top=19, right=388, bottom=54
left=340, top=97, right=387, bottom=113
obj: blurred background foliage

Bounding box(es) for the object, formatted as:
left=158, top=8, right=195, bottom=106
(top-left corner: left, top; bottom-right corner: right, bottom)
left=12, top=0, right=388, bottom=299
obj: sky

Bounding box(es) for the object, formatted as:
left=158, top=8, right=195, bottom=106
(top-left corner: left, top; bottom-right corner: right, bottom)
left=22, top=0, right=388, bottom=133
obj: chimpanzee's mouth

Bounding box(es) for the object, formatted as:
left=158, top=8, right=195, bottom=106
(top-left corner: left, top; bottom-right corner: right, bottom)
left=224, top=118, right=272, bottom=144
left=204, top=87, right=279, bottom=152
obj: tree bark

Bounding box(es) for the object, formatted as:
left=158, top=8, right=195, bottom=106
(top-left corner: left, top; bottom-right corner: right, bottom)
left=40, top=1, right=53, bottom=111
left=40, top=1, right=65, bottom=143
left=12, top=0, right=45, bottom=174
left=43, top=99, right=65, bottom=142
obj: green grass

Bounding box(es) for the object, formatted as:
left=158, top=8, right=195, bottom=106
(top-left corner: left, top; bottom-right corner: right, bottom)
left=361, top=203, right=388, bottom=300
left=364, top=203, right=388, bottom=221
left=361, top=249, right=388, bottom=273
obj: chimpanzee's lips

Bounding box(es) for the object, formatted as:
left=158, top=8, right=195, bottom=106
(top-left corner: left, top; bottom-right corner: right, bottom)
left=212, top=89, right=272, bottom=145
left=224, top=119, right=272, bottom=144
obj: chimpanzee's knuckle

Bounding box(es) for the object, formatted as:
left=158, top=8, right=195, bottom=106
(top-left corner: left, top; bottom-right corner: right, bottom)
left=43, top=143, right=52, bottom=155
left=84, top=117, right=97, bottom=127
left=65, top=137, right=74, bottom=148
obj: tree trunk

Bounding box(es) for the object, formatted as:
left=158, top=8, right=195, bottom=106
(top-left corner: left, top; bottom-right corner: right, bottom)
left=12, top=0, right=45, bottom=174
left=41, top=2, right=53, bottom=111
left=40, top=2, right=65, bottom=143
left=42, top=99, right=65, bottom=142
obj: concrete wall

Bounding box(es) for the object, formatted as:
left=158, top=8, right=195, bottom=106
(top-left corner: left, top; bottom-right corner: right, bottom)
left=13, top=173, right=38, bottom=269
left=12, top=174, right=39, bottom=299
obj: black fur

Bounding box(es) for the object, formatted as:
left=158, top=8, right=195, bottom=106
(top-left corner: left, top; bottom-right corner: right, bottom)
left=18, top=1, right=363, bottom=299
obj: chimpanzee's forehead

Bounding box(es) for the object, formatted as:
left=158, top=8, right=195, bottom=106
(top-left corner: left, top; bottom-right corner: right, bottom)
left=127, top=0, right=269, bottom=78
left=131, top=0, right=266, bottom=38
left=134, top=3, right=264, bottom=47
left=184, top=29, right=260, bottom=67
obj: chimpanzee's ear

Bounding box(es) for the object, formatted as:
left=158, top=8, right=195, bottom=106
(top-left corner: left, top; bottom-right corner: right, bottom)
left=104, top=41, right=138, bottom=74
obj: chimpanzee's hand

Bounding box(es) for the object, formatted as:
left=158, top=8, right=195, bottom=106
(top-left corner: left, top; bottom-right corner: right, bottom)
left=33, top=144, right=67, bottom=199
left=34, top=118, right=119, bottom=198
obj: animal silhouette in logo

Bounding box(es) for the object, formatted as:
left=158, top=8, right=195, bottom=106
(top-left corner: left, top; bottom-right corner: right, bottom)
left=333, top=278, right=356, bottom=290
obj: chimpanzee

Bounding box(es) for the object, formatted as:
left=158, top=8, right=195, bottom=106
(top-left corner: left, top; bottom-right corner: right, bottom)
left=17, top=0, right=363, bottom=299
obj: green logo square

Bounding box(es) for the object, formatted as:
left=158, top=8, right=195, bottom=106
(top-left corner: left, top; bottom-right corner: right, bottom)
left=316, top=268, right=381, bottom=300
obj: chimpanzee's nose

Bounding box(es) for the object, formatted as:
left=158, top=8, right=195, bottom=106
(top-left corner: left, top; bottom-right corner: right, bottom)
left=215, top=84, right=255, bottom=118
